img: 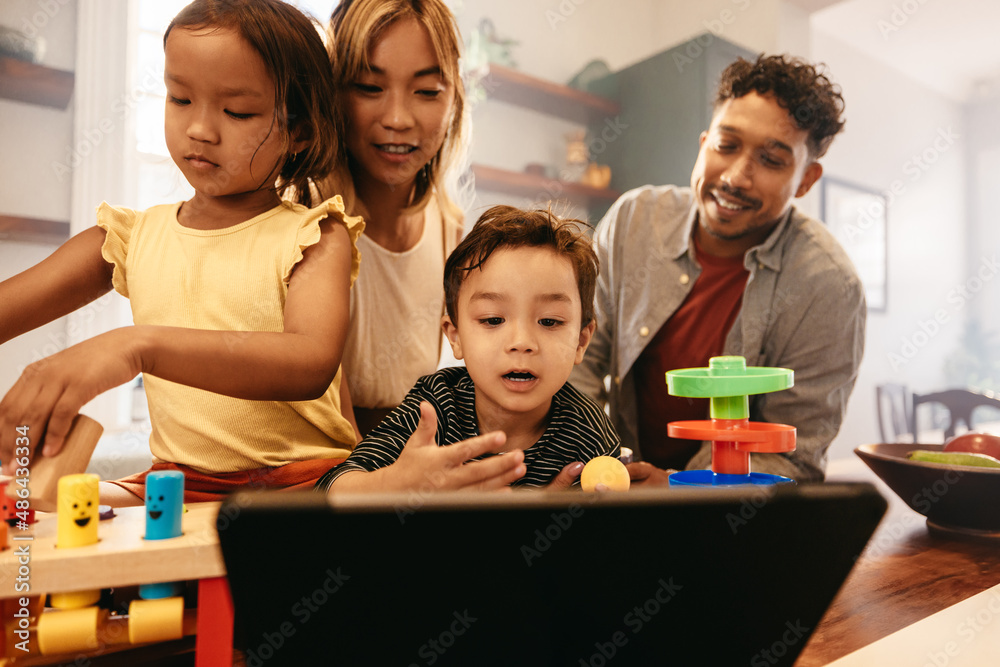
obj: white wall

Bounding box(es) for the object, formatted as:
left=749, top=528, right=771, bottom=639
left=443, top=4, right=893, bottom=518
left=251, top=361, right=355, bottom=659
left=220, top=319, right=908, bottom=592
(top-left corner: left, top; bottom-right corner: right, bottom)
left=811, top=30, right=970, bottom=460
left=0, top=0, right=76, bottom=397
left=966, top=95, right=1000, bottom=385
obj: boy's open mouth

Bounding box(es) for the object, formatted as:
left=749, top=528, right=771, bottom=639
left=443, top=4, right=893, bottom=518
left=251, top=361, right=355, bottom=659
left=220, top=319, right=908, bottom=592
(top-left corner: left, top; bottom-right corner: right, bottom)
left=503, top=371, right=536, bottom=382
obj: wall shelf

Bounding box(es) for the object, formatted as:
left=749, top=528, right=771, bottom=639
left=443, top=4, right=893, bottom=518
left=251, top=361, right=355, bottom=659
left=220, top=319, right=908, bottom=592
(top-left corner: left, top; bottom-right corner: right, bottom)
left=474, top=65, right=621, bottom=216
left=480, top=63, right=619, bottom=125
left=472, top=164, right=620, bottom=208
left=0, top=56, right=74, bottom=109
left=0, top=214, right=70, bottom=245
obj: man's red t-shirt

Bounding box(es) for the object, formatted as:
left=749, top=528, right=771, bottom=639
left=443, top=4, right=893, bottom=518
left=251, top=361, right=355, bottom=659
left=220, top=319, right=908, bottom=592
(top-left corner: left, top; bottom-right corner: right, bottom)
left=633, top=235, right=750, bottom=469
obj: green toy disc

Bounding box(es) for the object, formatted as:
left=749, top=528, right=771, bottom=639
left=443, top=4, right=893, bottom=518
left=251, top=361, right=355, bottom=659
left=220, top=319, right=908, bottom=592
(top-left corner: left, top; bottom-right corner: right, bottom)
left=665, top=356, right=794, bottom=398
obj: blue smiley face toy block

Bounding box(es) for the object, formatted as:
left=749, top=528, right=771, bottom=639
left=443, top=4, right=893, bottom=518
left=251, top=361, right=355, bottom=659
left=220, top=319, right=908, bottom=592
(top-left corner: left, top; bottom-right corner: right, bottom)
left=139, top=471, right=185, bottom=600
left=144, top=470, right=184, bottom=541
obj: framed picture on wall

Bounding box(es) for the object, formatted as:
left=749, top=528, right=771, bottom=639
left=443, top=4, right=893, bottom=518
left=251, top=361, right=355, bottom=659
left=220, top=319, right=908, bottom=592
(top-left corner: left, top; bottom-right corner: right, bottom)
left=820, top=177, right=888, bottom=312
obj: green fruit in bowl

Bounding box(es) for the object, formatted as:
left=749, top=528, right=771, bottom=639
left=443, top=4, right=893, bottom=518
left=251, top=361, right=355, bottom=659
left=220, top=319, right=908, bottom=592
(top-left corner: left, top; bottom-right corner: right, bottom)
left=907, top=449, right=1000, bottom=469
left=943, top=432, right=1000, bottom=459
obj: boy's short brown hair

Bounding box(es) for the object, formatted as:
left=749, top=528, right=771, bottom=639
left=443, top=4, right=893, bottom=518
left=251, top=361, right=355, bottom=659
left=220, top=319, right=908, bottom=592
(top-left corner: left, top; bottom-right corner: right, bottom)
left=444, top=205, right=598, bottom=329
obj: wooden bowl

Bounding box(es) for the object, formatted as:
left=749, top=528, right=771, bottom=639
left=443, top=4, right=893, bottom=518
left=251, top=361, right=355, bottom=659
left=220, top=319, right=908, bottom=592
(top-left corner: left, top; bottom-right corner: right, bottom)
left=854, top=443, right=1000, bottom=538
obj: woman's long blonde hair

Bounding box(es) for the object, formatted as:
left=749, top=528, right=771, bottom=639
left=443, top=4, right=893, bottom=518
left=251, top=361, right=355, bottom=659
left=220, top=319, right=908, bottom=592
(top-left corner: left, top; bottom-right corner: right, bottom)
left=321, top=0, right=470, bottom=229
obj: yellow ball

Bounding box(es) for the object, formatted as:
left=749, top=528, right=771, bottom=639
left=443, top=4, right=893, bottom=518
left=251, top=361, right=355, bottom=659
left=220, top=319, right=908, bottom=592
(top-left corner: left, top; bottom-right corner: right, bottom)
left=580, top=456, right=630, bottom=492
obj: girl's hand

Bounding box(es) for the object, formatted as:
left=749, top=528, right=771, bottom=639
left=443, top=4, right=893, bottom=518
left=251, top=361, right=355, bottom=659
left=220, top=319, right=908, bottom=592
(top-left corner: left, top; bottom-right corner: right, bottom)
left=0, top=328, right=140, bottom=474
left=336, top=401, right=526, bottom=493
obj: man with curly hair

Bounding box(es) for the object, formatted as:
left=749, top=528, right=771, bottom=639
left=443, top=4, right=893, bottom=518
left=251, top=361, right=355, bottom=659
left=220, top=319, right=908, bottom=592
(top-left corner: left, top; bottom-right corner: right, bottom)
left=571, top=54, right=866, bottom=483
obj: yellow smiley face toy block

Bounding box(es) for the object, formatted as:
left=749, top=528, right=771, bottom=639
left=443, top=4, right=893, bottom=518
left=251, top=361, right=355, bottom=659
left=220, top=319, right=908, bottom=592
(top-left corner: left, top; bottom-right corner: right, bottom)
left=56, top=473, right=100, bottom=549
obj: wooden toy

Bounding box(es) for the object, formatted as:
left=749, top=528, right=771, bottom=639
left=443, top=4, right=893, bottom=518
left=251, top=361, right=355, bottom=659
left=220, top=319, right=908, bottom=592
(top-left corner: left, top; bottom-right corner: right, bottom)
left=49, top=474, right=101, bottom=609
left=0, top=502, right=230, bottom=665
left=139, top=470, right=185, bottom=600
left=127, top=597, right=184, bottom=645
left=17, top=414, right=103, bottom=513
left=143, top=470, right=184, bottom=541
left=36, top=606, right=104, bottom=655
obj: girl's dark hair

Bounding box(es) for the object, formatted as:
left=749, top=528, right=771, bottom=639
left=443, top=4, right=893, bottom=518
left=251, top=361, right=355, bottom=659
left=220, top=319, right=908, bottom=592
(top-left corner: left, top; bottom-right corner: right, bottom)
left=716, top=54, right=845, bottom=159
left=165, top=0, right=339, bottom=201
left=444, top=205, right=598, bottom=330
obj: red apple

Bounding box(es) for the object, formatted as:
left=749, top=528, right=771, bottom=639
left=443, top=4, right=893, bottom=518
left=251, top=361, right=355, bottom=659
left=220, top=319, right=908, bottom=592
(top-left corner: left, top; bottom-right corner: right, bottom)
left=943, top=432, right=1000, bottom=460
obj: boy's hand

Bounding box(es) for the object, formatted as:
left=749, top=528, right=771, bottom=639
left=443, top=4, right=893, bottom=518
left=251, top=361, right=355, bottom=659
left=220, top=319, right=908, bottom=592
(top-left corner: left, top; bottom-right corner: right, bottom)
left=625, top=461, right=675, bottom=487
left=349, top=401, right=526, bottom=493
left=0, top=329, right=140, bottom=474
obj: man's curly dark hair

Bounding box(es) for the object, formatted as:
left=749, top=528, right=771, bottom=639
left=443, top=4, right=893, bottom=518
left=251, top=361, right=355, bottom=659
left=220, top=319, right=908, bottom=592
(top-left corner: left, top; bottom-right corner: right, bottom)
left=716, top=54, right=845, bottom=159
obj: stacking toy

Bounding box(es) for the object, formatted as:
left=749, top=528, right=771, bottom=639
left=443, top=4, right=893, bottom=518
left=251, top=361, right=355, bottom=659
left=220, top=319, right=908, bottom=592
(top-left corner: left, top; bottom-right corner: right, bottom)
left=138, top=470, right=185, bottom=600
left=50, top=473, right=101, bottom=608
left=665, top=356, right=796, bottom=487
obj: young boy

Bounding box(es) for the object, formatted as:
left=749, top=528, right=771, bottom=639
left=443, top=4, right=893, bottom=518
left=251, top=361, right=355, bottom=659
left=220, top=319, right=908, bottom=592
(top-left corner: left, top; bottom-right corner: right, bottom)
left=316, top=205, right=620, bottom=493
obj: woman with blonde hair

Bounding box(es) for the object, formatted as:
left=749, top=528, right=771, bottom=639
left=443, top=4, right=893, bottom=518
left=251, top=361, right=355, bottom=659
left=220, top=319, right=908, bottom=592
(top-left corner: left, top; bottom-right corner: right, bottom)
left=320, top=0, right=470, bottom=437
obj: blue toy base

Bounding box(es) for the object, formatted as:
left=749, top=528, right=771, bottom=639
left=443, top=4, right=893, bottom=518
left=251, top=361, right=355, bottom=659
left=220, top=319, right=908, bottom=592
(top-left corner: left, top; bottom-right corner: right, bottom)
left=668, top=469, right=795, bottom=487
left=138, top=581, right=182, bottom=600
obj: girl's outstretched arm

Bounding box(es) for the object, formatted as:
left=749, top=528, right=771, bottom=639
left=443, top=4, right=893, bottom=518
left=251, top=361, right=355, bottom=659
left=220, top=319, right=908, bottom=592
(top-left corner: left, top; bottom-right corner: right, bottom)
left=0, top=220, right=352, bottom=470
left=0, top=227, right=114, bottom=344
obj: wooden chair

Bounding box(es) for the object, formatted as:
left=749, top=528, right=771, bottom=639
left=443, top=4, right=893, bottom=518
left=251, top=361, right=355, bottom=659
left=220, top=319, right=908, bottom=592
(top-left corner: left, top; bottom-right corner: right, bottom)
left=911, top=388, right=1000, bottom=442
left=875, top=383, right=914, bottom=443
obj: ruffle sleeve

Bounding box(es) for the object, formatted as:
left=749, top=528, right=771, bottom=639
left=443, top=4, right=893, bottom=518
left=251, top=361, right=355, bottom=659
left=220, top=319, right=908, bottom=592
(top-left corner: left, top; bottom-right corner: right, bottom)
left=94, top=202, right=139, bottom=298
left=285, top=194, right=365, bottom=287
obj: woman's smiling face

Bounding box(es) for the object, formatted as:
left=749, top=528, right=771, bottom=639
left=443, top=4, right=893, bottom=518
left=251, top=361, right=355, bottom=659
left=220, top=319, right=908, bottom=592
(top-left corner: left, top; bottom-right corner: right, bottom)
left=344, top=17, right=456, bottom=194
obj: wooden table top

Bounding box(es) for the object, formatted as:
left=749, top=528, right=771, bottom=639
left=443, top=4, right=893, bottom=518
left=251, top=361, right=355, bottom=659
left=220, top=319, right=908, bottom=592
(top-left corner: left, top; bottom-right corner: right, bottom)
left=0, top=501, right=225, bottom=597
left=3, top=460, right=997, bottom=665
left=795, top=457, right=1000, bottom=666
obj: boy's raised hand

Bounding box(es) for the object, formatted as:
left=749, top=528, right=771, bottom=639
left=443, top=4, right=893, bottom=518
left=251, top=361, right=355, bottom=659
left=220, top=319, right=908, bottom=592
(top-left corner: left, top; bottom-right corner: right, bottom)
left=335, top=401, right=527, bottom=493
left=0, top=329, right=140, bottom=474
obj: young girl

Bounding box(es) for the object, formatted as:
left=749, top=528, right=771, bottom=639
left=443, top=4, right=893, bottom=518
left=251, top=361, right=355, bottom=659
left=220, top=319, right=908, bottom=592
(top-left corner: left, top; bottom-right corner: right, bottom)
left=0, top=0, right=362, bottom=506
left=317, top=0, right=470, bottom=437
